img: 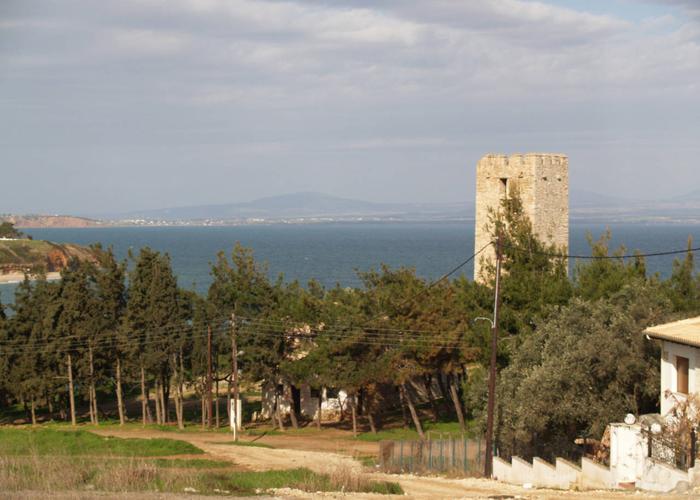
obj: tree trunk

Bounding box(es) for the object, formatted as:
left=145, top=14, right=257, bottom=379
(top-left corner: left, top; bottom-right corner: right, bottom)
left=162, top=370, right=170, bottom=423
left=449, top=374, right=466, bottom=432
left=316, top=388, right=322, bottom=430
left=116, top=356, right=126, bottom=425
left=159, top=373, right=168, bottom=424
left=365, top=390, right=377, bottom=434
left=398, top=386, right=410, bottom=428
left=140, top=364, right=148, bottom=426
left=154, top=379, right=163, bottom=425
left=30, top=399, right=37, bottom=426
left=401, top=383, right=425, bottom=440
left=92, top=384, right=99, bottom=424
left=215, top=377, right=220, bottom=428
left=178, top=352, right=185, bottom=430
left=201, top=383, right=207, bottom=429
left=67, top=353, right=76, bottom=426
left=424, top=375, right=439, bottom=423
left=172, top=354, right=184, bottom=430
left=88, top=345, right=98, bottom=425
left=275, top=391, right=285, bottom=431
left=47, top=392, right=54, bottom=421
left=351, top=394, right=358, bottom=438
left=436, top=374, right=450, bottom=411
left=368, top=411, right=377, bottom=434
left=287, top=384, right=298, bottom=430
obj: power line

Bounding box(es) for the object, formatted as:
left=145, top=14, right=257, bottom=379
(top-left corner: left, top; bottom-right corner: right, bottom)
left=501, top=241, right=700, bottom=260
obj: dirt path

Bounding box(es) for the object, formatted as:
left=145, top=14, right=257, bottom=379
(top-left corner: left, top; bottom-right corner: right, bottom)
left=91, top=428, right=363, bottom=475
left=90, top=428, right=687, bottom=499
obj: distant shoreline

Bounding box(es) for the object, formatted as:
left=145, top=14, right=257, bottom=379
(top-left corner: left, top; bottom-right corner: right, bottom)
left=14, top=217, right=700, bottom=228
left=0, top=271, right=61, bottom=284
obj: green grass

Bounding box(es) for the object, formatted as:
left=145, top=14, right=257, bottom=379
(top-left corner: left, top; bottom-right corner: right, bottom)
left=358, top=455, right=379, bottom=467
left=0, top=428, right=203, bottom=457
left=357, top=419, right=476, bottom=442
left=209, top=468, right=402, bottom=495
left=47, top=420, right=233, bottom=434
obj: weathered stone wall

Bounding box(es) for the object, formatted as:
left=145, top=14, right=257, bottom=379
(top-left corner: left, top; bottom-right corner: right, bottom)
left=474, top=153, right=569, bottom=281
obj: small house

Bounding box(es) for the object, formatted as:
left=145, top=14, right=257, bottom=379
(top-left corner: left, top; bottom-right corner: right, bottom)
left=645, top=316, right=700, bottom=415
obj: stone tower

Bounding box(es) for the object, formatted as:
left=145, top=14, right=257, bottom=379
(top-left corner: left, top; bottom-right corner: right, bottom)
left=473, top=153, right=569, bottom=281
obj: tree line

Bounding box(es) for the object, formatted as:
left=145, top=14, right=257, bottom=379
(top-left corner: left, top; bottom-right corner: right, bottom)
left=1, top=198, right=699, bottom=459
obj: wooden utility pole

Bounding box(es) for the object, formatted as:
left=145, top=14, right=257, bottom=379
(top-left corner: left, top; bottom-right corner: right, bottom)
left=484, top=231, right=502, bottom=478
left=207, top=325, right=213, bottom=429
left=231, top=313, right=239, bottom=441
left=67, top=353, right=76, bottom=427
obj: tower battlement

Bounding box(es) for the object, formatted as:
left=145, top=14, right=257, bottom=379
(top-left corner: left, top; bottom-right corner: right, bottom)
left=473, top=153, right=569, bottom=281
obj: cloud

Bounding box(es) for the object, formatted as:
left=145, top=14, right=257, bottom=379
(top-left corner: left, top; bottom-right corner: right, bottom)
left=0, top=0, right=699, bottom=212
left=108, top=28, right=190, bottom=56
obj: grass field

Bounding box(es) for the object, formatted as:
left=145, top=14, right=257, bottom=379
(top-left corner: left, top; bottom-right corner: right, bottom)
left=356, top=419, right=478, bottom=442
left=0, top=427, right=202, bottom=456
left=0, top=427, right=402, bottom=495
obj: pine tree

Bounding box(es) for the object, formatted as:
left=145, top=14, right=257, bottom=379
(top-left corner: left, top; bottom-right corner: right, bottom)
left=92, top=246, right=127, bottom=424
left=124, top=248, right=182, bottom=425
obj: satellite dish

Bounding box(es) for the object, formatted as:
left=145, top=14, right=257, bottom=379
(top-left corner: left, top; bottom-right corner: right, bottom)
left=624, top=413, right=636, bottom=425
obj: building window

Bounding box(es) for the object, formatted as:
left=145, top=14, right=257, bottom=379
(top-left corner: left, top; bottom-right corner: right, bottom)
left=499, top=178, right=508, bottom=199
left=676, top=356, right=689, bottom=394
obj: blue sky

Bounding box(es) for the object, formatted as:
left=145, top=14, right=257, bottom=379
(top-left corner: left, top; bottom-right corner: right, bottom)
left=1, top=0, right=699, bottom=214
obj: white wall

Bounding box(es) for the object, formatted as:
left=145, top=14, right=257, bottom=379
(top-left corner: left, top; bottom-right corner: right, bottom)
left=660, top=341, right=699, bottom=415
left=609, top=424, right=646, bottom=484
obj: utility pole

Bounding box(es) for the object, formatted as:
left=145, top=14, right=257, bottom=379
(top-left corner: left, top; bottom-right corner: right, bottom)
left=484, top=231, right=502, bottom=478
left=231, top=313, right=239, bottom=441
left=207, top=325, right=213, bottom=429
left=67, top=353, right=76, bottom=427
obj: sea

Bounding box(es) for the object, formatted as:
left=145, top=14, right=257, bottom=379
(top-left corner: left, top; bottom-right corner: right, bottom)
left=1, top=222, right=699, bottom=302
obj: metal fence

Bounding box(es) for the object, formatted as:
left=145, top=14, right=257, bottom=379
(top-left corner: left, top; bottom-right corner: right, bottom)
left=644, top=428, right=697, bottom=471
left=379, top=436, right=485, bottom=475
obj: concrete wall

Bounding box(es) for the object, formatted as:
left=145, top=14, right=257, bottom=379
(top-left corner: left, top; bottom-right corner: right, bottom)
left=581, top=457, right=614, bottom=489
left=473, top=153, right=569, bottom=281
left=660, top=340, right=699, bottom=415
left=532, top=458, right=559, bottom=489
left=555, top=458, right=581, bottom=489
left=493, top=457, right=511, bottom=482
left=637, top=460, right=689, bottom=493
left=510, top=456, right=533, bottom=485
left=493, top=454, right=689, bottom=492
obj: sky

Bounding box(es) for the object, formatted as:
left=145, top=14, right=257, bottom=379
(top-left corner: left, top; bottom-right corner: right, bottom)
left=1, top=0, right=698, bottom=215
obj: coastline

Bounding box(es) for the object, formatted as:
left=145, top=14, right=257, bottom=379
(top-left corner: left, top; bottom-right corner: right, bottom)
left=0, top=271, right=61, bottom=285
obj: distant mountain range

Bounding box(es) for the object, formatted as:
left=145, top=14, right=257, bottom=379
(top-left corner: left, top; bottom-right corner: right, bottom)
left=108, top=189, right=700, bottom=223
left=107, top=192, right=470, bottom=222
left=7, top=189, right=700, bottom=228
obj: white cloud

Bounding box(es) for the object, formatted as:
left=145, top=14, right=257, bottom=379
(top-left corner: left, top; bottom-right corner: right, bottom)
left=108, top=28, right=190, bottom=55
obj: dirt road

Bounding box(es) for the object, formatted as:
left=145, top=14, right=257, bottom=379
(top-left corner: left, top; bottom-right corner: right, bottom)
left=91, top=428, right=690, bottom=499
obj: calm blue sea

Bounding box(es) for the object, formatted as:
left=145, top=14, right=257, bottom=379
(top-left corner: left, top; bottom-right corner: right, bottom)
left=1, top=222, right=699, bottom=302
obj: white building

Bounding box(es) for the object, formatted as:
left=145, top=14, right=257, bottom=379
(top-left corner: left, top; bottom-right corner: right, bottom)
left=261, top=383, right=350, bottom=422
left=645, top=316, right=700, bottom=415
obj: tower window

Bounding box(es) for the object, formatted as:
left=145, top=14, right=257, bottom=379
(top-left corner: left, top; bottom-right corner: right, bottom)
left=499, top=178, right=508, bottom=199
